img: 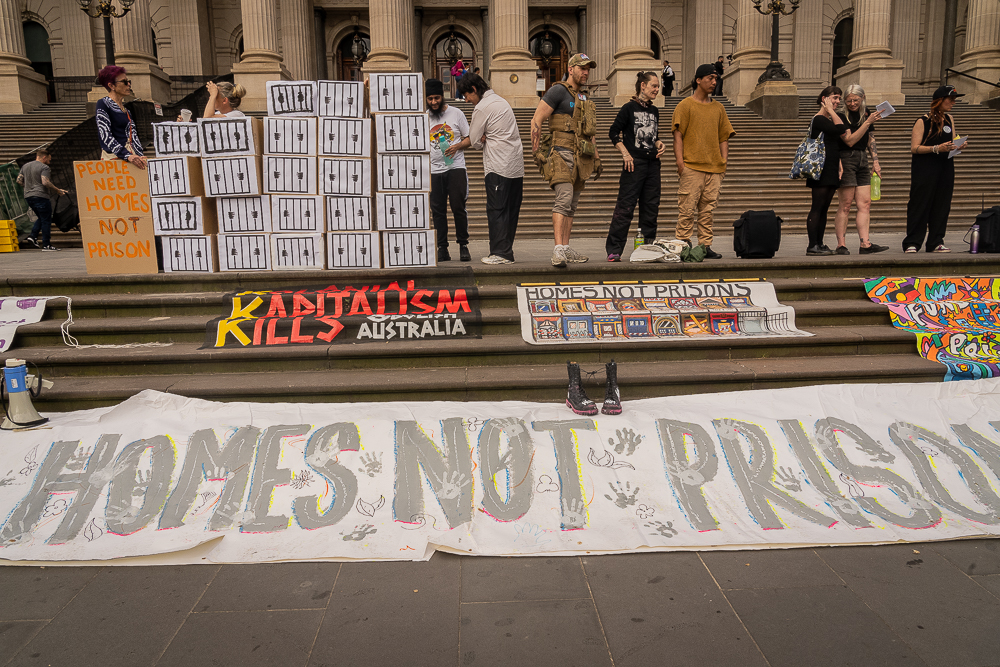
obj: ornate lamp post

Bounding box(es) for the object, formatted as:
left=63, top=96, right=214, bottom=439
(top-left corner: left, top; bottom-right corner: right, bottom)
left=444, top=27, right=463, bottom=65
left=78, top=0, right=135, bottom=67
left=351, top=15, right=369, bottom=65
left=537, top=26, right=556, bottom=68
left=752, top=0, right=800, bottom=83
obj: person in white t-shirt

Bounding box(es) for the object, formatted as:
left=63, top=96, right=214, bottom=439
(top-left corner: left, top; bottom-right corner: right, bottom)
left=426, top=78, right=471, bottom=262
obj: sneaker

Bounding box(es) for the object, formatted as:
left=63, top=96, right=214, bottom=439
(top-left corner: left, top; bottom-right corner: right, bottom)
left=23, top=237, right=39, bottom=249
left=41, top=245, right=60, bottom=252
left=932, top=244, right=951, bottom=253
left=437, top=246, right=451, bottom=262
left=834, top=246, right=850, bottom=255
left=481, top=254, right=514, bottom=265
left=904, top=246, right=918, bottom=253
left=459, top=245, right=471, bottom=262
left=704, top=246, right=722, bottom=259
left=564, top=246, right=589, bottom=263
left=551, top=246, right=567, bottom=268
left=607, top=253, right=621, bottom=262
left=806, top=245, right=834, bottom=256
left=859, top=243, right=888, bottom=254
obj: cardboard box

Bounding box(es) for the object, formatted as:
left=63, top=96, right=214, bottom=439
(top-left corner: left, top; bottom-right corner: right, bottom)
left=319, top=118, right=371, bottom=157
left=218, top=234, right=271, bottom=271
left=74, top=159, right=152, bottom=222
left=198, top=116, right=262, bottom=157
left=202, top=156, right=263, bottom=197
left=263, top=155, right=317, bottom=195
left=382, top=230, right=436, bottom=268
left=376, top=154, right=431, bottom=192
left=318, top=81, right=365, bottom=118
left=270, top=195, right=324, bottom=233
left=80, top=216, right=158, bottom=275
left=376, top=192, right=430, bottom=230
left=164, top=235, right=218, bottom=272
left=153, top=121, right=201, bottom=156
left=271, top=233, right=324, bottom=270
left=147, top=157, right=204, bottom=197
left=369, top=73, right=425, bottom=113
left=320, top=158, right=371, bottom=196
left=327, top=232, right=380, bottom=269
left=326, top=196, right=373, bottom=231
left=375, top=114, right=431, bottom=153
left=267, top=80, right=318, bottom=116
left=152, top=196, right=218, bottom=235
left=217, top=196, right=272, bottom=233
left=263, top=116, right=317, bottom=155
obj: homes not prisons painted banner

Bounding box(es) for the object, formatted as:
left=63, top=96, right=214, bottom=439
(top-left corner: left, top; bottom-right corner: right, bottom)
left=5, top=380, right=1000, bottom=564
left=204, top=280, right=481, bottom=348
left=866, top=276, right=1000, bottom=381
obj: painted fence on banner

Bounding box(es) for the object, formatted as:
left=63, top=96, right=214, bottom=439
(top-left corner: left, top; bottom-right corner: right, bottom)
left=4, top=380, right=1000, bottom=563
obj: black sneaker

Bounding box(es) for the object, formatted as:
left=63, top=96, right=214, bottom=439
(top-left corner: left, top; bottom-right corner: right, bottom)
left=459, top=245, right=471, bottom=262
left=437, top=246, right=451, bottom=262
left=806, top=245, right=834, bottom=256
left=859, top=243, right=889, bottom=254
left=704, top=246, right=722, bottom=259
left=834, top=246, right=850, bottom=255
left=41, top=244, right=60, bottom=252
left=24, top=237, right=39, bottom=249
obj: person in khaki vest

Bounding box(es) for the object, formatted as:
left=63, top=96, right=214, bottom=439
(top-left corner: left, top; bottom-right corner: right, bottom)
left=531, top=53, right=604, bottom=268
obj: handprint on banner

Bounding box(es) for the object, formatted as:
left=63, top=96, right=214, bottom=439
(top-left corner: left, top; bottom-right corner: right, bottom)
left=439, top=471, right=467, bottom=500
left=646, top=520, right=679, bottom=538
left=357, top=452, right=383, bottom=478
left=342, top=523, right=378, bottom=541
left=664, top=462, right=706, bottom=487
left=562, top=498, right=588, bottom=528
left=609, top=428, right=643, bottom=456
left=775, top=466, right=802, bottom=492
left=605, top=481, right=640, bottom=509
left=513, top=522, right=551, bottom=548
left=66, top=447, right=94, bottom=472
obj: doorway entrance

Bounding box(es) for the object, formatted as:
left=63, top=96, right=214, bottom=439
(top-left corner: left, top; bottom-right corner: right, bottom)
left=22, top=21, right=54, bottom=102
left=832, top=17, right=853, bottom=86
left=530, top=31, right=568, bottom=96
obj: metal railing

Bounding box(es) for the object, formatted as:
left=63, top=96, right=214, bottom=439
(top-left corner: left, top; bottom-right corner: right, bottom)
left=0, top=162, right=30, bottom=230
left=945, top=68, right=1000, bottom=89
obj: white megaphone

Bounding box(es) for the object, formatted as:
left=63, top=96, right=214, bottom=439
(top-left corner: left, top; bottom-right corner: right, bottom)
left=1, top=359, right=52, bottom=430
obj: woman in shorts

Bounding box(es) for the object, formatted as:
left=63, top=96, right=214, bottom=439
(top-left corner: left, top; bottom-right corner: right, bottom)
left=833, top=84, right=885, bottom=255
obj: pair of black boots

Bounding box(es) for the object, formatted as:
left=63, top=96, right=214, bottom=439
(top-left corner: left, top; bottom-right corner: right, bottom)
left=566, top=360, right=621, bottom=416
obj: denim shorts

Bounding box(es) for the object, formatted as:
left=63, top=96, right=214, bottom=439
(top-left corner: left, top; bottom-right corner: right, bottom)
left=840, top=149, right=871, bottom=188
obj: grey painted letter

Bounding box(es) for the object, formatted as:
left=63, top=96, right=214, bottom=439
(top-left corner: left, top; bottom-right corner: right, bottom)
left=394, top=418, right=474, bottom=528
left=242, top=424, right=309, bottom=533
left=106, top=436, right=176, bottom=536
left=655, top=419, right=719, bottom=532
left=478, top=418, right=534, bottom=522
left=532, top=419, right=595, bottom=530
left=294, top=423, right=360, bottom=529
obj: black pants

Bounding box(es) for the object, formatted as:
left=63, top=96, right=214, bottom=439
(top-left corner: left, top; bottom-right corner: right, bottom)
left=484, top=172, right=523, bottom=260
left=26, top=196, right=52, bottom=246
left=903, top=156, right=954, bottom=251
left=430, top=168, right=469, bottom=248
left=606, top=158, right=661, bottom=255
left=806, top=185, right=838, bottom=247
left=664, top=78, right=674, bottom=96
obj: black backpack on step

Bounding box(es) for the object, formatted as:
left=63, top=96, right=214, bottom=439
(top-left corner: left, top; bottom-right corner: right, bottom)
left=733, top=210, right=782, bottom=259
left=975, top=206, right=1000, bottom=253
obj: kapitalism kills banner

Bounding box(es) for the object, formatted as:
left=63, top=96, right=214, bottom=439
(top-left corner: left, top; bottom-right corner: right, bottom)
left=3, top=380, right=1000, bottom=564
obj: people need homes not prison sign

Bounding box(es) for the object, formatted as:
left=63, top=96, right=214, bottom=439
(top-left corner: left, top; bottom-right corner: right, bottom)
left=3, top=380, right=1000, bottom=564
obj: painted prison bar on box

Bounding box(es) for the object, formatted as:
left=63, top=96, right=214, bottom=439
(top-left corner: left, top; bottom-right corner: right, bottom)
left=369, top=73, right=425, bottom=113
left=151, top=196, right=218, bottom=235
left=327, top=231, right=380, bottom=269
left=270, top=233, right=324, bottom=270
left=263, top=156, right=317, bottom=195
left=327, top=196, right=373, bottom=231
left=147, top=157, right=204, bottom=197
left=321, top=158, right=371, bottom=196
left=377, top=154, right=431, bottom=192
left=218, top=234, right=271, bottom=271
left=270, top=195, right=323, bottom=233
left=217, top=196, right=272, bottom=233
left=267, top=80, right=318, bottom=116
left=264, top=117, right=317, bottom=156
left=153, top=122, right=201, bottom=157
left=317, top=80, right=365, bottom=118
left=382, top=230, right=436, bottom=268
left=319, top=118, right=371, bottom=157
left=376, top=192, right=430, bottom=230
left=164, top=235, right=218, bottom=273
left=375, top=114, right=431, bottom=153
left=197, top=117, right=262, bottom=157
left=202, top=156, right=262, bottom=197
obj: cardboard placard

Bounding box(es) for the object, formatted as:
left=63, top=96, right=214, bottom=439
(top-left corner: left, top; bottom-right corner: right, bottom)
left=319, top=118, right=371, bottom=157
left=164, top=235, right=218, bottom=273
left=218, top=234, right=271, bottom=271
left=80, top=216, right=158, bottom=275
left=375, top=114, right=431, bottom=153
left=320, top=158, right=371, bottom=196
left=198, top=116, right=262, bottom=157
left=263, top=116, right=317, bottom=155
left=267, top=81, right=318, bottom=116
left=263, top=155, right=317, bottom=195
left=375, top=192, right=430, bottom=230
left=147, top=157, right=204, bottom=197
left=369, top=73, right=425, bottom=113
left=270, top=195, right=324, bottom=233
left=271, top=233, right=324, bottom=270
left=217, top=196, right=272, bottom=233
left=326, top=196, right=373, bottom=231
left=153, top=121, right=201, bottom=156
left=202, top=156, right=262, bottom=197
left=382, top=230, right=436, bottom=268
left=151, top=196, right=218, bottom=235
left=327, top=232, right=380, bottom=269
left=376, top=154, right=431, bottom=191
left=317, top=81, right=365, bottom=118
left=73, top=160, right=151, bottom=220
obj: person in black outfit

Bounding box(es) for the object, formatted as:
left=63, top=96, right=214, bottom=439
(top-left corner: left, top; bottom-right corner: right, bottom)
left=606, top=72, right=667, bottom=261
left=903, top=85, right=966, bottom=253
left=661, top=61, right=675, bottom=97
left=713, top=57, right=725, bottom=96
left=833, top=84, right=886, bottom=255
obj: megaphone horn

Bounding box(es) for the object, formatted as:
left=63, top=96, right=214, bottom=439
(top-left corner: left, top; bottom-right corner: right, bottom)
left=1, top=359, right=49, bottom=430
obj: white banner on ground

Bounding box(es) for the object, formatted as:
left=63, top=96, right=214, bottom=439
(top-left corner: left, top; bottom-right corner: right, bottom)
left=3, top=380, right=1000, bottom=564
left=0, top=297, right=48, bottom=352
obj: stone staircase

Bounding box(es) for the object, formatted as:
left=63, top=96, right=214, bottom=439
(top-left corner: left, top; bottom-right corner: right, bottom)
left=0, top=103, right=89, bottom=163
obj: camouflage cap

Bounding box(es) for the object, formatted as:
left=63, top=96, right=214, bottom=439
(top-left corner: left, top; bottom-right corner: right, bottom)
left=568, top=53, right=597, bottom=69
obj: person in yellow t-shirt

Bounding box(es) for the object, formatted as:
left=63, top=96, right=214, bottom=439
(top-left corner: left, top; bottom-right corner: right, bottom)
left=671, top=63, right=736, bottom=259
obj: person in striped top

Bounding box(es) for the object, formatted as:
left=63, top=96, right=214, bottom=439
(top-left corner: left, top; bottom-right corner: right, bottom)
left=95, top=65, right=146, bottom=169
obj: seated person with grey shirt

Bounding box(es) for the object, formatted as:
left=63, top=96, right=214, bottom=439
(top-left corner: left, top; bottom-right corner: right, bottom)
left=17, top=148, right=68, bottom=251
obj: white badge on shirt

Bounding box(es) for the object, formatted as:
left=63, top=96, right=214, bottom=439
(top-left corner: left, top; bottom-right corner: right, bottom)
left=943, top=125, right=952, bottom=134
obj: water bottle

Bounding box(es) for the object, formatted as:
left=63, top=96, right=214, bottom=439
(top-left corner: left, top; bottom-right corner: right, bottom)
left=970, top=223, right=980, bottom=254
left=634, top=234, right=643, bottom=249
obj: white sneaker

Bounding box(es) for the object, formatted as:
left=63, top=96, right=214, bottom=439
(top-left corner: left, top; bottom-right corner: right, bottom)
left=563, top=246, right=589, bottom=263
left=41, top=244, right=60, bottom=252
left=551, top=246, right=567, bottom=267
left=480, top=254, right=514, bottom=265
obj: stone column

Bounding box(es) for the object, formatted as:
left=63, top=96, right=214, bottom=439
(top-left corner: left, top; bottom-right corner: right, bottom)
left=836, top=0, right=904, bottom=105
left=577, top=7, right=586, bottom=56
left=791, top=0, right=822, bottom=91
left=363, top=0, right=413, bottom=72
left=892, top=0, right=921, bottom=87
left=233, top=0, right=290, bottom=112
left=481, top=8, right=491, bottom=81
left=171, top=0, right=210, bottom=77
left=0, top=0, right=47, bottom=113
left=281, top=0, right=316, bottom=80
left=112, top=0, right=172, bottom=102
left=953, top=0, right=1000, bottom=103
left=694, top=0, right=722, bottom=69
left=589, top=0, right=615, bottom=95
left=607, top=0, right=662, bottom=106
left=412, top=8, right=423, bottom=78
left=726, top=0, right=771, bottom=106
left=488, top=0, right=537, bottom=107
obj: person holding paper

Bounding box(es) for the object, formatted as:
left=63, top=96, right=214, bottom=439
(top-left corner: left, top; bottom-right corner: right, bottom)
left=426, top=78, right=471, bottom=262
left=903, top=86, right=966, bottom=253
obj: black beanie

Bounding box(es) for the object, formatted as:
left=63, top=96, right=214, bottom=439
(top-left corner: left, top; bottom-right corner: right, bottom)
left=426, top=79, right=444, bottom=97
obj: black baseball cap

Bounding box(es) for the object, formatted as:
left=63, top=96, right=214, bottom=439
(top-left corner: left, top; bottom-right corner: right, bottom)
left=695, top=64, right=716, bottom=79
left=932, top=85, right=964, bottom=100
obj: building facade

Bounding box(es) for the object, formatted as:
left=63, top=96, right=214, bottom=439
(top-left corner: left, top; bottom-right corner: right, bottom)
left=1, top=0, right=997, bottom=115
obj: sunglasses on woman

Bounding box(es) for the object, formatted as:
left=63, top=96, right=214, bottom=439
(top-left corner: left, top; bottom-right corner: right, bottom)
left=116, top=78, right=132, bottom=86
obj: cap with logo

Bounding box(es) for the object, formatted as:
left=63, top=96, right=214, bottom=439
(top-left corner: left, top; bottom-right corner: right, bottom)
left=695, top=63, right=717, bottom=79
left=932, top=85, right=964, bottom=100
left=568, top=53, right=597, bottom=69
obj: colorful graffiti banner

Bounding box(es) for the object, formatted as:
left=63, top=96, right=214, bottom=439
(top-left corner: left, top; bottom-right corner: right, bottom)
left=517, top=280, right=811, bottom=344
left=5, top=379, right=1000, bottom=564
left=0, top=297, right=48, bottom=353
left=866, top=276, right=1000, bottom=381
left=205, top=280, right=480, bottom=348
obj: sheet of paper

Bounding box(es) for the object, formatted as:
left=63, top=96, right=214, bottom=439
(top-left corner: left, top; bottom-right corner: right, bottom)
left=875, top=100, right=895, bottom=118
left=949, top=135, right=967, bottom=158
